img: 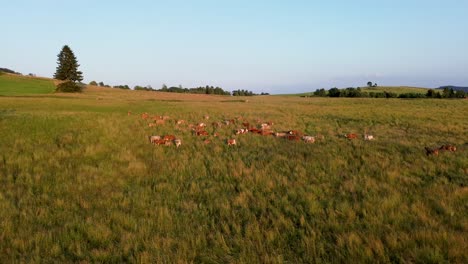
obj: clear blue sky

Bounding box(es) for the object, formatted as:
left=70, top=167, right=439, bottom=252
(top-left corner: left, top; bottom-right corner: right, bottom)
left=2, top=0, right=468, bottom=93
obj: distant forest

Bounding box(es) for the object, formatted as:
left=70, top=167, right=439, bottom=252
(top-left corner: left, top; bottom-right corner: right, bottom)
left=309, top=87, right=466, bottom=99
left=89, top=81, right=269, bottom=96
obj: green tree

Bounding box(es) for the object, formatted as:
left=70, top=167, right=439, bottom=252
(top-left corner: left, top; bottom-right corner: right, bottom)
left=89, top=81, right=98, bottom=86
left=54, top=45, right=83, bottom=82
left=367, top=81, right=373, bottom=87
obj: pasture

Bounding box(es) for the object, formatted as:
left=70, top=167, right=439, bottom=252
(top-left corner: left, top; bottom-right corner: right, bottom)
left=0, top=86, right=467, bottom=263
left=0, top=74, right=56, bottom=96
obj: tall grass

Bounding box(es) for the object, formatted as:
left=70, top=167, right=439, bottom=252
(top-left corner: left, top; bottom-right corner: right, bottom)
left=0, top=90, right=467, bottom=262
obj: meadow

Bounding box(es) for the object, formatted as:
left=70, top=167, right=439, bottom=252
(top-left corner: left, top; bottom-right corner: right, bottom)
left=0, top=84, right=467, bottom=263
left=0, top=73, right=56, bottom=96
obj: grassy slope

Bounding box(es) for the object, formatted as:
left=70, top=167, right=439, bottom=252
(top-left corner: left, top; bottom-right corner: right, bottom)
left=0, top=85, right=467, bottom=262
left=0, top=74, right=56, bottom=95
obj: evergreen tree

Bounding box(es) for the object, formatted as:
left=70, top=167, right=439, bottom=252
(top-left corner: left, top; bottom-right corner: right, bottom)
left=54, top=45, right=83, bottom=82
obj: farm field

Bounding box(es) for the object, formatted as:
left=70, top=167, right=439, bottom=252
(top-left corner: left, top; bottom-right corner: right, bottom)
left=0, top=73, right=56, bottom=96
left=0, top=86, right=467, bottom=262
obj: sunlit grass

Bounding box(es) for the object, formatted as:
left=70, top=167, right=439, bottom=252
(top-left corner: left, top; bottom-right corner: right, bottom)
left=0, top=86, right=467, bottom=262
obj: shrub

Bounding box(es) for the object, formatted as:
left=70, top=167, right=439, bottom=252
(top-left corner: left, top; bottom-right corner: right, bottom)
left=89, top=81, right=98, bottom=86
left=55, top=81, right=82, bottom=93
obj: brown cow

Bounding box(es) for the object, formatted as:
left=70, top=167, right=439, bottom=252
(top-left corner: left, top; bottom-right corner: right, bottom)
left=227, top=139, right=237, bottom=146
left=141, top=112, right=149, bottom=119
left=425, top=147, right=439, bottom=156
left=163, top=135, right=176, bottom=141
left=345, top=133, right=358, bottom=139
left=149, top=135, right=161, bottom=143
left=286, top=135, right=301, bottom=141
left=439, top=145, right=456, bottom=152
left=194, top=130, right=209, bottom=136
left=153, top=139, right=171, bottom=146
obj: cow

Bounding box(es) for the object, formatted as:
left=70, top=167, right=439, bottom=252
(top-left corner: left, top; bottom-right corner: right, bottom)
left=194, top=130, right=209, bottom=136
left=286, top=135, right=301, bottom=141
left=274, top=132, right=287, bottom=137
left=364, top=134, right=375, bottom=141
left=155, top=119, right=165, bottom=125
left=204, top=139, right=211, bottom=144
left=204, top=115, right=210, bottom=120
left=345, top=133, right=358, bottom=139
left=302, top=136, right=315, bottom=143
left=127, top=111, right=132, bottom=116
left=174, top=139, right=182, bottom=148
left=153, top=139, right=171, bottom=146
left=439, top=145, right=456, bottom=152
left=212, top=122, right=222, bottom=128
left=260, top=123, right=271, bottom=130
left=161, top=115, right=170, bottom=120
left=141, top=112, right=149, bottom=119
left=213, top=132, right=219, bottom=137
left=197, top=123, right=207, bottom=129
left=227, top=139, right=237, bottom=146
left=425, top=147, right=439, bottom=156
left=235, top=128, right=249, bottom=135
left=163, top=135, right=176, bottom=141
left=149, top=135, right=161, bottom=143
left=249, top=128, right=262, bottom=134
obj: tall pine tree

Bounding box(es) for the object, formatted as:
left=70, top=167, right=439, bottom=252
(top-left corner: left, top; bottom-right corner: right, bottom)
left=54, top=45, right=83, bottom=82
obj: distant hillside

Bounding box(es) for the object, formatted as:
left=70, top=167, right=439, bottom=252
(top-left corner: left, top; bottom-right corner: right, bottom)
left=437, top=86, right=468, bottom=93
left=0, top=73, right=55, bottom=96
left=0, top=67, right=21, bottom=75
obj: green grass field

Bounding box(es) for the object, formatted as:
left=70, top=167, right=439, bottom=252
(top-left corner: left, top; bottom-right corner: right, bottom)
left=0, top=74, right=56, bottom=96
left=0, top=81, right=467, bottom=262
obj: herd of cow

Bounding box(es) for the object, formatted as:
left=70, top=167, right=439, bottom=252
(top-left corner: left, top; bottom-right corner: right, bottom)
left=132, top=111, right=457, bottom=156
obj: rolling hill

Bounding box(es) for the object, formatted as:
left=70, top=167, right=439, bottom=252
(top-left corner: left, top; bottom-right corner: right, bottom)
left=0, top=73, right=56, bottom=96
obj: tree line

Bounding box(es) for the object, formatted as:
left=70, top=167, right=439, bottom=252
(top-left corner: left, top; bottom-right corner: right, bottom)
left=309, top=87, right=466, bottom=99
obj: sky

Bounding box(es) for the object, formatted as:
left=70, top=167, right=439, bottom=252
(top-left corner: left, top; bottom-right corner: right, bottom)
left=2, top=0, right=468, bottom=94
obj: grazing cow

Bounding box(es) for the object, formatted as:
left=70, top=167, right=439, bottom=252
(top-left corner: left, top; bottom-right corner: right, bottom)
left=364, top=134, right=375, bottom=141
left=260, top=123, right=271, bottom=130
left=249, top=128, right=262, bottom=134
left=197, top=123, right=207, bottom=129
left=439, top=145, right=456, bottom=152
left=235, top=128, right=249, bottom=135
left=345, top=133, right=358, bottom=139
left=286, top=135, right=301, bottom=141
left=302, top=136, right=316, bottom=143
left=260, top=129, right=273, bottom=136
left=288, top=130, right=303, bottom=136
left=141, top=113, right=149, bottom=119
left=163, top=135, right=176, bottom=141
left=194, top=130, right=209, bottom=136
left=212, top=122, right=222, bottom=128
left=173, top=139, right=182, bottom=148
left=227, top=139, right=237, bottom=146
left=153, top=139, right=171, bottom=146
left=149, top=135, right=161, bottom=143
left=275, top=132, right=287, bottom=137
left=425, top=147, right=439, bottom=156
